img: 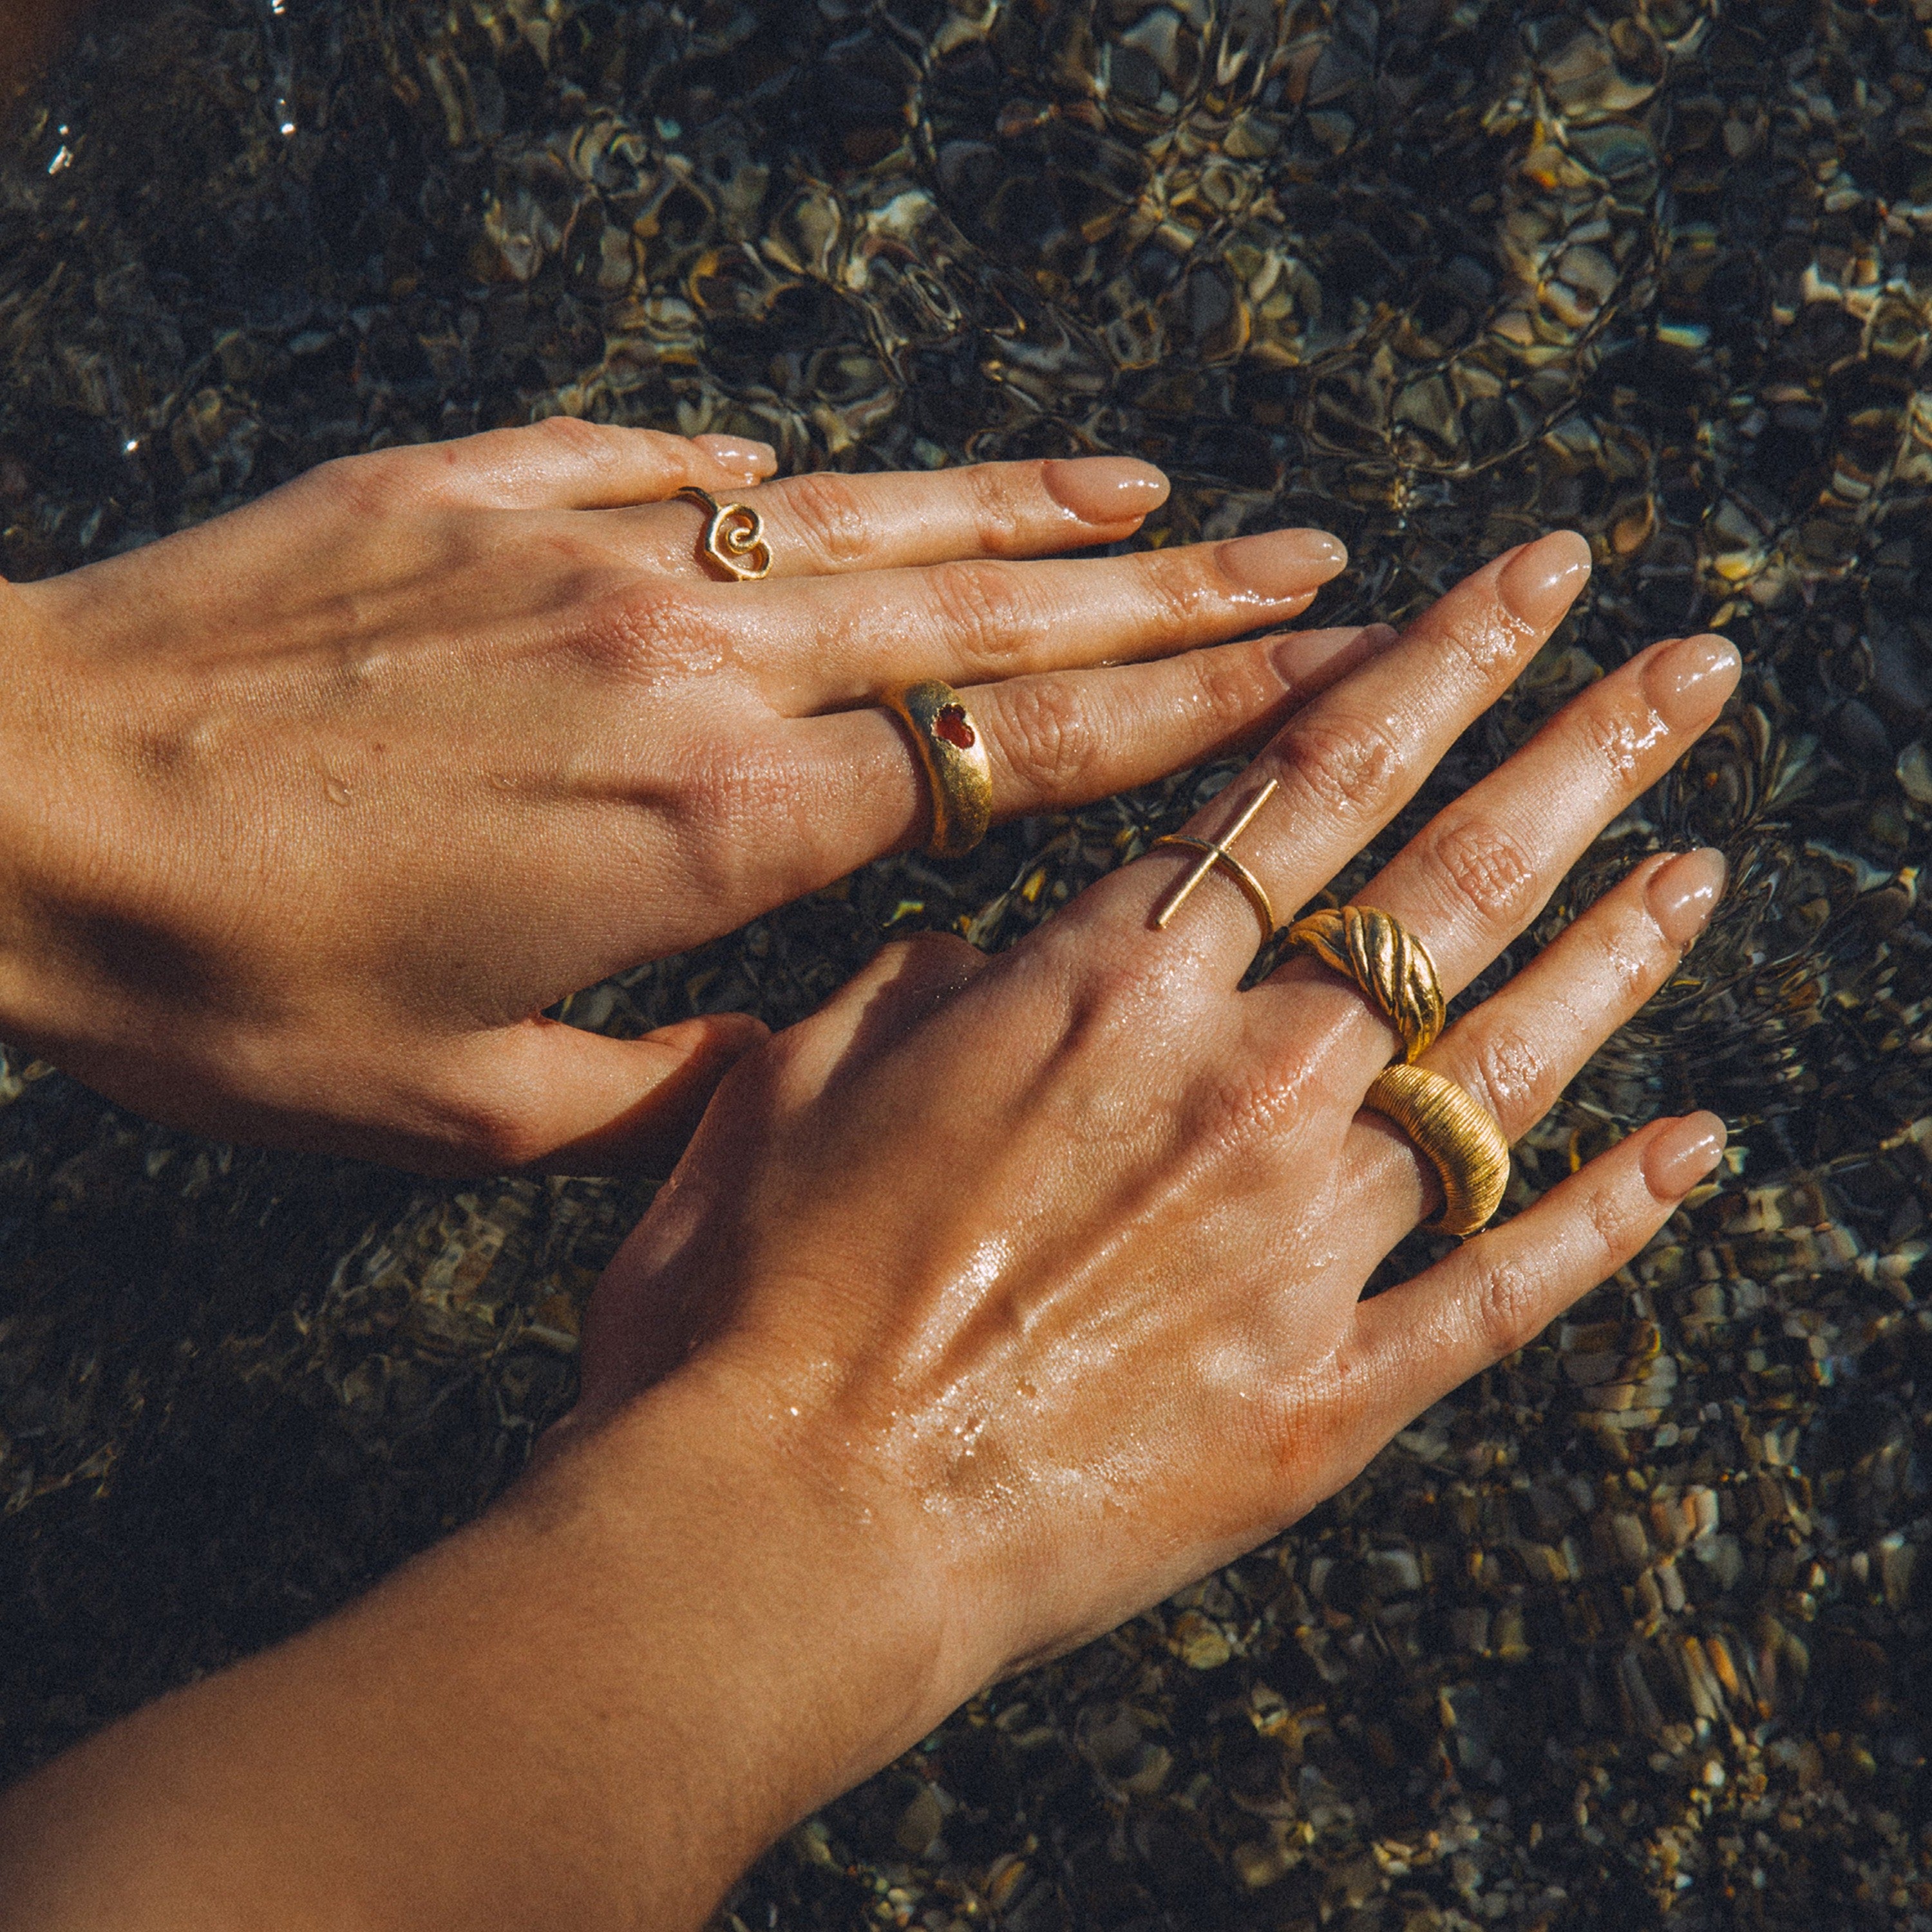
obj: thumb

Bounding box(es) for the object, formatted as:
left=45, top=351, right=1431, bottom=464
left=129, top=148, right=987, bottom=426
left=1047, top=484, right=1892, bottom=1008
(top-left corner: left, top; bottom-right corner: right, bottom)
left=457, top=1012, right=768, bottom=1175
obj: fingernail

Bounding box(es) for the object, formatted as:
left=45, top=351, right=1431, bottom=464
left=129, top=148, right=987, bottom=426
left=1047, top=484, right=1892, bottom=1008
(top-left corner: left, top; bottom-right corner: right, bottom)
left=1270, top=621, right=1399, bottom=688
left=1645, top=632, right=1743, bottom=724
left=1645, top=848, right=1728, bottom=947
left=698, top=435, right=777, bottom=471
left=1041, top=456, right=1169, bottom=522
left=1496, top=530, right=1592, bottom=629
left=1642, top=1112, right=1728, bottom=1198
left=1220, top=527, right=1348, bottom=599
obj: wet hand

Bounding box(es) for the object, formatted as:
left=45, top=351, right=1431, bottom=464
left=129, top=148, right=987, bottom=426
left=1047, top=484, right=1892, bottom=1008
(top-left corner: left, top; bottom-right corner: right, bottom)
left=0, top=421, right=1363, bottom=1170
left=573, top=532, right=1736, bottom=1777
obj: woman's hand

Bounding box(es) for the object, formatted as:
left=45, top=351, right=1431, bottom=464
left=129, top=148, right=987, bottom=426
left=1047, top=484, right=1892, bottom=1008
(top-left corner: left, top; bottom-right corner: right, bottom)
left=0, top=533, right=1741, bottom=1932
left=563, top=531, right=1736, bottom=1899
left=0, top=421, right=1364, bottom=1171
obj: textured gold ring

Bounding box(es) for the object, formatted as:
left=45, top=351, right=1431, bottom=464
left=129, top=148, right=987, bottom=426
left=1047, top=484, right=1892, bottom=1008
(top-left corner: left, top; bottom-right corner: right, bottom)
left=676, top=485, right=772, bottom=581
left=1364, top=1063, right=1511, bottom=1238
left=1285, top=905, right=1446, bottom=1063
left=884, top=679, right=994, bottom=859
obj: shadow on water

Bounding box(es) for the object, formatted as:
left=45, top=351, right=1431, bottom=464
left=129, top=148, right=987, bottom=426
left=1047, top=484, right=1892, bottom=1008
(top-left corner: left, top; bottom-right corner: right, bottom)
left=3, top=2, right=1931, bottom=1924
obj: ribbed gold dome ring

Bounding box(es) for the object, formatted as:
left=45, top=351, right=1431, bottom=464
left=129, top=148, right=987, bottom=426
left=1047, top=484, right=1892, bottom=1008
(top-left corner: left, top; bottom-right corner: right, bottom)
left=1364, top=1063, right=1511, bottom=1237
left=1285, top=905, right=1446, bottom=1063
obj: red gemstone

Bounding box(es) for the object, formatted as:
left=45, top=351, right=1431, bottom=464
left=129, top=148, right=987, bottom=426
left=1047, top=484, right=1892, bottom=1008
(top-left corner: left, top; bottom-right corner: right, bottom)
left=934, top=703, right=976, bottom=750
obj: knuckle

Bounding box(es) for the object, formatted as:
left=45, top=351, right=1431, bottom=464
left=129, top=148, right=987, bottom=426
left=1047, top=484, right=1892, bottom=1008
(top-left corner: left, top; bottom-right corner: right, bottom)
left=1578, top=685, right=1651, bottom=786
left=993, top=677, right=1098, bottom=794
left=1274, top=710, right=1403, bottom=820
left=1468, top=1252, right=1543, bottom=1361
left=1186, top=643, right=1283, bottom=729
left=926, top=560, right=1034, bottom=668
left=1468, top=1028, right=1549, bottom=1124
left=1198, top=1048, right=1315, bottom=1144
left=532, top=412, right=608, bottom=459
left=1130, top=547, right=1209, bottom=632
left=773, top=471, right=871, bottom=566
left=1432, top=815, right=1538, bottom=923
left=573, top=582, right=721, bottom=683
left=312, top=450, right=408, bottom=516
left=965, top=462, right=1028, bottom=552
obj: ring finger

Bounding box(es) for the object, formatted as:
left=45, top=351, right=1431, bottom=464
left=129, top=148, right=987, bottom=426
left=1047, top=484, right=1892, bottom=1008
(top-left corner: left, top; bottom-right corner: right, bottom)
left=1253, top=627, right=1741, bottom=1083
left=1336, top=846, right=1728, bottom=1244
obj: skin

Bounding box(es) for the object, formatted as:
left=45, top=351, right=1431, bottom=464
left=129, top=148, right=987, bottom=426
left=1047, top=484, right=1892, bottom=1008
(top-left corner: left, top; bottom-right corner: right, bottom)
left=0, top=533, right=1739, bottom=1931
left=0, top=423, right=1377, bottom=1171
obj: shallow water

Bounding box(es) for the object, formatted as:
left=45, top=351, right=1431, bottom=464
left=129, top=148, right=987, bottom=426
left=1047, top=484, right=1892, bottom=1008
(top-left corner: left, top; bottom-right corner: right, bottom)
left=2, top=2, right=1929, bottom=1925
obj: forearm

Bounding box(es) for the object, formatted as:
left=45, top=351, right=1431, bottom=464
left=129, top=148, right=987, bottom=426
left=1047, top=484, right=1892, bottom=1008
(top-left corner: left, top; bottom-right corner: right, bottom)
left=0, top=1370, right=949, bottom=1932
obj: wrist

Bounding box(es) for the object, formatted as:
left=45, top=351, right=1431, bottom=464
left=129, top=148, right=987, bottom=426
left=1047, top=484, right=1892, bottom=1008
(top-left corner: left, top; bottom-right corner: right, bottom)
left=0, top=576, right=97, bottom=1052
left=0, top=1358, right=960, bottom=1932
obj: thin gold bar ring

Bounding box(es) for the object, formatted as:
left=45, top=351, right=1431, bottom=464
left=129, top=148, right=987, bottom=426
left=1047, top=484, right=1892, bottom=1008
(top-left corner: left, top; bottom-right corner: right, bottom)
left=1151, top=777, right=1280, bottom=944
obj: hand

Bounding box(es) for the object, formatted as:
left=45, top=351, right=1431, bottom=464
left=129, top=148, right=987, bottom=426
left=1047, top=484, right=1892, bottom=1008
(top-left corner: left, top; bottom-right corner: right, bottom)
left=567, top=531, right=1736, bottom=1884
left=0, top=533, right=1741, bottom=1932
left=0, top=421, right=1365, bottom=1171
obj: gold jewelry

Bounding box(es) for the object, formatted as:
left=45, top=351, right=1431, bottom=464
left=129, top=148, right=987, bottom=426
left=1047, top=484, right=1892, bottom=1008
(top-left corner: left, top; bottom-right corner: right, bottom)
left=1364, top=1062, right=1510, bottom=1238
left=676, top=485, right=772, bottom=581
left=1285, top=905, right=1446, bottom=1063
left=1151, top=777, right=1280, bottom=944
left=884, top=679, right=994, bottom=858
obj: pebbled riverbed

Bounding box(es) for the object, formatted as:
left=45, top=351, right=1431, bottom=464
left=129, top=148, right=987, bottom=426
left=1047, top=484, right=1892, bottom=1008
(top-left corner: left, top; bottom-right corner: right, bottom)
left=3, top=4, right=1930, bottom=1926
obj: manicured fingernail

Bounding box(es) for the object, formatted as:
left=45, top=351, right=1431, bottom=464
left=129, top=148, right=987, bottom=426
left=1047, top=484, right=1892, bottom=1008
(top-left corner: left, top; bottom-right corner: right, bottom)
left=1270, top=622, right=1399, bottom=687
left=1496, top=530, right=1592, bottom=629
left=1645, top=632, right=1742, bottom=724
left=1643, top=1112, right=1728, bottom=1198
left=1041, top=456, right=1169, bottom=522
left=1645, top=848, right=1727, bottom=947
left=1220, top=527, right=1347, bottom=598
left=698, top=435, right=776, bottom=471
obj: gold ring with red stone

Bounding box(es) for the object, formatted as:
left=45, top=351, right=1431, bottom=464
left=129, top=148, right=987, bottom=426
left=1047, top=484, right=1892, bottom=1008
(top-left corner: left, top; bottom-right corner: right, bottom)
left=884, top=680, right=993, bottom=859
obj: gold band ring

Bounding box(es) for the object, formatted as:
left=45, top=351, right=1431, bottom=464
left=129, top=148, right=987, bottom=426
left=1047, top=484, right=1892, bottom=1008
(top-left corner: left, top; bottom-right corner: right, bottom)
left=1285, top=905, right=1446, bottom=1063
left=1151, top=777, right=1280, bottom=946
left=1364, top=1062, right=1511, bottom=1238
left=676, top=486, right=772, bottom=581
left=884, top=679, right=994, bottom=859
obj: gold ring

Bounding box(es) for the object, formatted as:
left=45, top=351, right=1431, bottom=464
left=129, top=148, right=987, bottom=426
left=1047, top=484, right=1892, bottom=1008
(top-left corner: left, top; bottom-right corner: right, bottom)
left=1285, top=905, right=1445, bottom=1063
left=1150, top=777, right=1280, bottom=946
left=1363, top=1062, right=1510, bottom=1238
left=884, top=679, right=994, bottom=859
left=676, top=485, right=772, bottom=581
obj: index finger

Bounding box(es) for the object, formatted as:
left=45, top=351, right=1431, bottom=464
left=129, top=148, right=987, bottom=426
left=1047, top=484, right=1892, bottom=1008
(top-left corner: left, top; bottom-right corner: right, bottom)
left=1070, top=531, right=1595, bottom=983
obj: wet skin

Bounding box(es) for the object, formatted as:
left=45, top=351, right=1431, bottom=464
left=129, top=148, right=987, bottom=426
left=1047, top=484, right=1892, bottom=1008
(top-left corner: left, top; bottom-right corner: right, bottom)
left=0, top=535, right=1737, bottom=1932
left=0, top=422, right=1379, bottom=1172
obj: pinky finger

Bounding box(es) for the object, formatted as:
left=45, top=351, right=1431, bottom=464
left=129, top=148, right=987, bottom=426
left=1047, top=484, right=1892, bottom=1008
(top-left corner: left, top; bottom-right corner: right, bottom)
left=1344, top=1111, right=1727, bottom=1433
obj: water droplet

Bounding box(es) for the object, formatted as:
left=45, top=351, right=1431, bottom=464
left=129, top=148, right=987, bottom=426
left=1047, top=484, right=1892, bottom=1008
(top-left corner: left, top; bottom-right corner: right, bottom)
left=324, top=773, right=352, bottom=806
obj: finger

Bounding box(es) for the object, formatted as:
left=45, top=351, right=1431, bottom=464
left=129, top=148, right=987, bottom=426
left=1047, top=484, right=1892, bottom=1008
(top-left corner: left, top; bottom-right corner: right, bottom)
left=1074, top=531, right=1595, bottom=980
left=794, top=624, right=1401, bottom=867
left=430, top=1012, right=769, bottom=1177
left=379, top=420, right=778, bottom=511
left=1258, top=630, right=1741, bottom=1080
left=1337, top=847, right=1726, bottom=1238
left=624, top=457, right=1170, bottom=580
left=1341, top=1112, right=1726, bottom=1439
left=742, top=525, right=1349, bottom=712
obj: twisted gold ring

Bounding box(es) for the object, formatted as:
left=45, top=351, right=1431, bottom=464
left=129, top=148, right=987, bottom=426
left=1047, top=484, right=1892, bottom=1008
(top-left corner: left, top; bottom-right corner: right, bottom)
left=1285, top=905, right=1446, bottom=1063
left=1363, top=1063, right=1511, bottom=1238
left=1151, top=777, right=1280, bottom=946
left=884, top=679, right=993, bottom=859
left=676, top=485, right=772, bottom=581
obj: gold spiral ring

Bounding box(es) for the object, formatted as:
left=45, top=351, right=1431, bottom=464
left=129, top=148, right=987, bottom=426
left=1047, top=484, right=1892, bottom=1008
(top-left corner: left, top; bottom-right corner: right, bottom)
left=1285, top=905, right=1446, bottom=1063
left=1364, top=1063, right=1511, bottom=1237
left=676, top=485, right=772, bottom=581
